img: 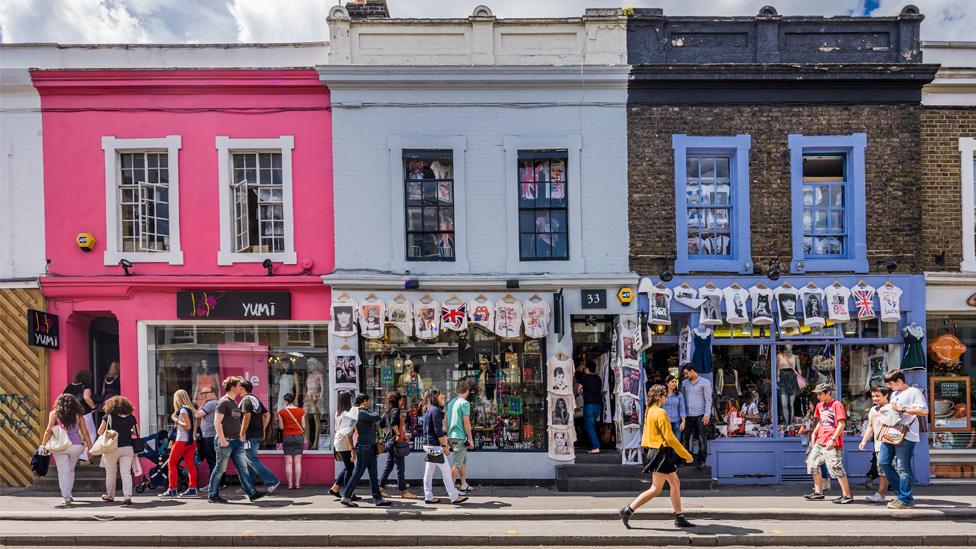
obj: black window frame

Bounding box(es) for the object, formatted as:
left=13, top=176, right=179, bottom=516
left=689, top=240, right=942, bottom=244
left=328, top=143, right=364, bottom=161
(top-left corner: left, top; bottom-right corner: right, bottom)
left=517, top=150, right=570, bottom=261
left=403, top=149, right=455, bottom=262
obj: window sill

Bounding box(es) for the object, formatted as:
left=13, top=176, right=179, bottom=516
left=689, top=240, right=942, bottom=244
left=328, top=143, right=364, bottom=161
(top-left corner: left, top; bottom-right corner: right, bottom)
left=676, top=257, right=753, bottom=275
left=104, top=250, right=184, bottom=266
left=790, top=257, right=868, bottom=274
left=217, top=251, right=297, bottom=266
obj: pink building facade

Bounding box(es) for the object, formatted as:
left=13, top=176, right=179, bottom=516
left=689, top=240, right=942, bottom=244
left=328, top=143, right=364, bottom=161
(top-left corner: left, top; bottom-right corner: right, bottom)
left=33, top=69, right=335, bottom=485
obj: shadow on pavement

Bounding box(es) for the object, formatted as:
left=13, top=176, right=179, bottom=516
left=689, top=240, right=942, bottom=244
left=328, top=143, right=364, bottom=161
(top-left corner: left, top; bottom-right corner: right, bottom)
left=643, top=524, right=764, bottom=535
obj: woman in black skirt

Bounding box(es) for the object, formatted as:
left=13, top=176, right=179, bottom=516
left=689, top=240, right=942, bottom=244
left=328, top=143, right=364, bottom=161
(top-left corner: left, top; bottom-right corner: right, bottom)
left=619, top=384, right=695, bottom=529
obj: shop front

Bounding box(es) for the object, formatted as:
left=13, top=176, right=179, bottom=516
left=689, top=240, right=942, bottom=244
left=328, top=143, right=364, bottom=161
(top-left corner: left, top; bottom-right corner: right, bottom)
left=322, top=274, right=635, bottom=481
left=924, top=273, right=976, bottom=478
left=637, top=274, right=929, bottom=484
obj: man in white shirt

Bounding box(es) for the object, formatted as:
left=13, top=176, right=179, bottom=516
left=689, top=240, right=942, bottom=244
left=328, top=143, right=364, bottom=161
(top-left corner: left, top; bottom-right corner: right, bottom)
left=880, top=370, right=928, bottom=509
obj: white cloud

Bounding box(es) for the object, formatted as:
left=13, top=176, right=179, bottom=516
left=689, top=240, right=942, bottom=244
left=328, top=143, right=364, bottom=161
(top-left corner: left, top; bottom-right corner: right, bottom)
left=876, top=0, right=973, bottom=41
left=0, top=0, right=150, bottom=43
left=227, top=0, right=329, bottom=42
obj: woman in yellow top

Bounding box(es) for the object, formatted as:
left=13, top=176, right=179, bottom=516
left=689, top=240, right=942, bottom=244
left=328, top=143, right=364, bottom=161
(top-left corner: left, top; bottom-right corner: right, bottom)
left=619, top=384, right=695, bottom=529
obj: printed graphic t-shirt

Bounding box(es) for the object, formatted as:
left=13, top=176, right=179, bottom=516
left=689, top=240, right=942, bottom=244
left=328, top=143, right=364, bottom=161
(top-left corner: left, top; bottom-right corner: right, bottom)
left=824, top=284, right=852, bottom=323
left=748, top=285, right=774, bottom=326
left=697, top=286, right=724, bottom=326
left=878, top=284, right=903, bottom=323
left=722, top=286, right=750, bottom=325
left=851, top=284, right=877, bottom=320
left=814, top=399, right=847, bottom=448
left=800, top=287, right=826, bottom=328
left=216, top=396, right=243, bottom=439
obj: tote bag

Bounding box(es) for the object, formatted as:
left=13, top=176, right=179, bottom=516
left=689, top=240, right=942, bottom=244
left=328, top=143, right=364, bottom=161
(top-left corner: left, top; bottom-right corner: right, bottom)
left=46, top=425, right=72, bottom=453
left=90, top=415, right=118, bottom=456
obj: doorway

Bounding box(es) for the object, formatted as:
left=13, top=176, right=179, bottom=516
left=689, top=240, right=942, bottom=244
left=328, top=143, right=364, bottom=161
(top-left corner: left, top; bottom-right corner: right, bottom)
left=571, top=315, right=616, bottom=449
left=89, top=316, right=120, bottom=403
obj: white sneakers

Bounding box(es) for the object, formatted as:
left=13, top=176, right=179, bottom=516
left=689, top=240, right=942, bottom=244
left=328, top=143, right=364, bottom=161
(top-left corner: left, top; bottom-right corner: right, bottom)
left=865, top=492, right=887, bottom=503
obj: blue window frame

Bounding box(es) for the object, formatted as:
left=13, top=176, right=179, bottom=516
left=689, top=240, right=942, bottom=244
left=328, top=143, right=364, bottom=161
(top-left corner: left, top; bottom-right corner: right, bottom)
left=673, top=134, right=752, bottom=274
left=788, top=134, right=867, bottom=273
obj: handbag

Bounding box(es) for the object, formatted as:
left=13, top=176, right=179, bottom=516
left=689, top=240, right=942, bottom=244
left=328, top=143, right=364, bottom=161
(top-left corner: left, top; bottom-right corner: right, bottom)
left=31, top=450, right=51, bottom=477
left=793, top=367, right=807, bottom=390
left=879, top=417, right=916, bottom=446
left=90, top=415, right=119, bottom=456
left=46, top=425, right=72, bottom=453
left=394, top=408, right=411, bottom=458
left=424, top=449, right=445, bottom=464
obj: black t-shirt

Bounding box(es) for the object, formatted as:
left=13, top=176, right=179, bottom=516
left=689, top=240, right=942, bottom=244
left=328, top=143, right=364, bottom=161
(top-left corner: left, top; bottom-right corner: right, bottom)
left=216, top=397, right=242, bottom=437
left=63, top=382, right=93, bottom=415
left=109, top=414, right=137, bottom=447
left=580, top=373, right=603, bottom=406
left=240, top=395, right=267, bottom=440
left=100, top=376, right=120, bottom=402
left=384, top=407, right=402, bottom=443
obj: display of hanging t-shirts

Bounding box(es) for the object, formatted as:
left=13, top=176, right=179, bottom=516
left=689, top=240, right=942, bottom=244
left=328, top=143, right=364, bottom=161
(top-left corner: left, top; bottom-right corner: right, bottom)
left=523, top=298, right=551, bottom=339
left=468, top=297, right=494, bottom=331
left=414, top=299, right=441, bottom=340
left=851, top=283, right=877, bottom=320
left=548, top=394, right=575, bottom=429
left=877, top=283, right=903, bottom=323
left=773, top=285, right=801, bottom=329
left=799, top=286, right=826, bottom=328
left=824, top=284, right=852, bottom=323
left=679, top=325, right=693, bottom=366
left=547, top=426, right=576, bottom=461
left=618, top=395, right=642, bottom=430
left=649, top=285, right=674, bottom=326
left=331, top=299, right=359, bottom=338
left=698, top=285, right=724, bottom=326
left=901, top=324, right=926, bottom=370
left=359, top=300, right=385, bottom=339
left=440, top=301, right=468, bottom=332
left=494, top=299, right=523, bottom=338
left=387, top=298, right=413, bottom=337
left=674, top=284, right=705, bottom=309
left=722, top=286, right=750, bottom=325
left=547, top=355, right=574, bottom=396
left=748, top=285, right=774, bottom=326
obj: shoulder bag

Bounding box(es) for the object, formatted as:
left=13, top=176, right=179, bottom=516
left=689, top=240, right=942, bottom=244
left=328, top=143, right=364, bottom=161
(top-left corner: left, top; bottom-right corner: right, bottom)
left=879, top=416, right=917, bottom=446
left=422, top=409, right=445, bottom=463
left=394, top=408, right=411, bottom=458
left=90, top=415, right=118, bottom=456
left=130, top=420, right=146, bottom=454
left=46, top=425, right=72, bottom=453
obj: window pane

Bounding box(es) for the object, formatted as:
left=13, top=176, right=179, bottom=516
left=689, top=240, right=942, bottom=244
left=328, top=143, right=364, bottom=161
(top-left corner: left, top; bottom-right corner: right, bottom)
left=715, top=157, right=730, bottom=179
left=686, top=158, right=698, bottom=179
left=831, top=185, right=845, bottom=207
left=404, top=150, right=455, bottom=262
left=519, top=210, right=535, bottom=233
left=550, top=209, right=567, bottom=233
left=406, top=233, right=425, bottom=259
left=701, top=158, right=716, bottom=178
left=422, top=208, right=438, bottom=231
left=803, top=155, right=845, bottom=181
left=520, top=233, right=535, bottom=259
left=517, top=151, right=569, bottom=260
left=438, top=208, right=454, bottom=231
left=550, top=232, right=568, bottom=259
left=829, top=211, right=845, bottom=232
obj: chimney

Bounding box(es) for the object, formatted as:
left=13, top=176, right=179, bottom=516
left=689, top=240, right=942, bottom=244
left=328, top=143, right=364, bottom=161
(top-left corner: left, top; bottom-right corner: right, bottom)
left=345, top=0, right=390, bottom=19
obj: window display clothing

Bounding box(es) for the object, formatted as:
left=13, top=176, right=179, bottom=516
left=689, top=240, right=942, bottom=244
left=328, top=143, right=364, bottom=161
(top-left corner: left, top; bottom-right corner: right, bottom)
left=276, top=366, right=297, bottom=411
left=698, top=286, right=724, bottom=326
left=522, top=299, right=551, bottom=339
left=440, top=302, right=468, bottom=332
left=415, top=300, right=441, bottom=340
left=387, top=300, right=413, bottom=336
left=331, top=300, right=358, bottom=338
left=679, top=326, right=693, bottom=366
left=715, top=368, right=741, bottom=398
left=468, top=298, right=494, bottom=331
left=547, top=355, right=575, bottom=396
left=649, top=285, right=673, bottom=326
left=722, top=286, right=750, bottom=325
left=360, top=301, right=385, bottom=339
left=773, top=285, right=801, bottom=329
left=690, top=327, right=714, bottom=374
left=494, top=300, right=522, bottom=339
left=777, top=350, right=800, bottom=423
left=878, top=284, right=902, bottom=323
left=824, top=284, right=851, bottom=323
left=901, top=325, right=926, bottom=370
left=851, top=283, right=877, bottom=320
left=748, top=285, right=774, bottom=326
left=674, top=284, right=705, bottom=309
left=800, top=286, right=826, bottom=328
left=547, top=426, right=576, bottom=461
left=847, top=348, right=870, bottom=394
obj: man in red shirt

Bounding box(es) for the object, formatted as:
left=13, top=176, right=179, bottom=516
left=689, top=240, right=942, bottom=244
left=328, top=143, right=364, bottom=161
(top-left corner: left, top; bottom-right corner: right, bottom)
left=804, top=383, right=853, bottom=504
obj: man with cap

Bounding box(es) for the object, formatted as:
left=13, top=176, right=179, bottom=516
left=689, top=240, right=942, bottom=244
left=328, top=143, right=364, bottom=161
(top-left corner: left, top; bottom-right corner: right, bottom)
left=803, top=383, right=853, bottom=504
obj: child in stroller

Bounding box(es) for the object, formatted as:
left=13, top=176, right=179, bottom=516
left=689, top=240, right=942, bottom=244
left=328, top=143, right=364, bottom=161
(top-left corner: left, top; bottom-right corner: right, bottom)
left=134, top=430, right=190, bottom=494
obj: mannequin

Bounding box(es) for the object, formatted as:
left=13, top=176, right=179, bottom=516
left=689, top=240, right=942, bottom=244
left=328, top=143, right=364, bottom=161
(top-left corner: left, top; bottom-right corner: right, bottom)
left=776, top=345, right=800, bottom=424
left=193, top=360, right=220, bottom=407
left=276, top=358, right=300, bottom=411
left=399, top=360, right=425, bottom=408
left=303, top=358, right=325, bottom=450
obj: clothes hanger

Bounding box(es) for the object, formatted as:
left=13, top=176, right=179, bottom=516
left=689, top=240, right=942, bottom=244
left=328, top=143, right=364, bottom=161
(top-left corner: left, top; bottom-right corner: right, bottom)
left=884, top=280, right=895, bottom=287
left=444, top=294, right=462, bottom=305
left=363, top=293, right=380, bottom=302
left=755, top=281, right=768, bottom=289
left=528, top=294, right=543, bottom=302
left=473, top=294, right=488, bottom=302
left=339, top=342, right=352, bottom=351
left=335, top=291, right=352, bottom=301
left=729, top=282, right=741, bottom=289
left=705, top=282, right=717, bottom=289
left=679, top=282, right=693, bottom=288
left=655, top=281, right=667, bottom=289
left=780, top=281, right=794, bottom=289
left=418, top=294, right=433, bottom=304
left=392, top=293, right=408, bottom=304
left=805, top=282, right=818, bottom=288
left=856, top=279, right=867, bottom=287
left=502, top=294, right=517, bottom=303
left=832, top=280, right=843, bottom=287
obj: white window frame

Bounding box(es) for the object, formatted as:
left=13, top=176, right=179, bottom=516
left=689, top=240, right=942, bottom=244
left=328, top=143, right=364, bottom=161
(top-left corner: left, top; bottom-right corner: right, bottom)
left=101, top=135, right=183, bottom=265
left=961, top=137, right=976, bottom=272
left=503, top=135, right=584, bottom=273
left=216, top=136, right=297, bottom=266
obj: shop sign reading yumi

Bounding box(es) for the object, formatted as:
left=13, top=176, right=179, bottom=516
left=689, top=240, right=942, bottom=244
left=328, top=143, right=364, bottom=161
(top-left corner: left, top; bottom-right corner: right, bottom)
left=177, top=291, right=292, bottom=320
left=27, top=309, right=59, bottom=349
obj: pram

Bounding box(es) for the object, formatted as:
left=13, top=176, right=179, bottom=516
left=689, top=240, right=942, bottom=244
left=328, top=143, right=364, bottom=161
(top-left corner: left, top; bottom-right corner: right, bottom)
left=134, top=430, right=189, bottom=494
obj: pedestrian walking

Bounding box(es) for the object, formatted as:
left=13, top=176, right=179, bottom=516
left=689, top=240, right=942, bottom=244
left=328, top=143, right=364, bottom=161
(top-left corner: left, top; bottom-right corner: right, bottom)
left=421, top=388, right=468, bottom=505
left=161, top=389, right=198, bottom=497
left=98, top=395, right=139, bottom=505
left=41, top=394, right=93, bottom=505
left=803, top=383, right=854, bottom=504
left=379, top=391, right=417, bottom=499
left=276, top=393, right=306, bottom=490
left=239, top=380, right=280, bottom=493
left=194, top=385, right=220, bottom=488
left=447, top=381, right=475, bottom=492
left=679, top=364, right=712, bottom=468
left=340, top=393, right=390, bottom=507
left=881, top=370, right=928, bottom=509
left=618, top=384, right=695, bottom=529
left=207, top=376, right=266, bottom=503
left=858, top=386, right=891, bottom=503
left=62, top=370, right=97, bottom=461
left=662, top=375, right=686, bottom=437
left=329, top=390, right=357, bottom=499
left=577, top=361, right=603, bottom=454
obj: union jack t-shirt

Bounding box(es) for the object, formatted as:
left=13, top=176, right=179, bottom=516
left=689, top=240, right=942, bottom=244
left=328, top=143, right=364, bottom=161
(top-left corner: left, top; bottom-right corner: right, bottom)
left=851, top=284, right=876, bottom=320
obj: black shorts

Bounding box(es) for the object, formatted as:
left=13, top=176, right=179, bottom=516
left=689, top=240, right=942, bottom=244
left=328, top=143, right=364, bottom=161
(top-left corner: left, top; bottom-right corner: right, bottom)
left=644, top=446, right=678, bottom=474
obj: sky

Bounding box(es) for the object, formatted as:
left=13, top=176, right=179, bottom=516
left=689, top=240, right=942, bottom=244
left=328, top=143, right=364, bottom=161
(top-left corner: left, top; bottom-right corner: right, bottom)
left=0, top=0, right=970, bottom=44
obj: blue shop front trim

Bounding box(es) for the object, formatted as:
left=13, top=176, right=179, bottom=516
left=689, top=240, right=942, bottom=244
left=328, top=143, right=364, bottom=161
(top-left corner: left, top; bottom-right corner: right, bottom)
left=637, top=273, right=928, bottom=485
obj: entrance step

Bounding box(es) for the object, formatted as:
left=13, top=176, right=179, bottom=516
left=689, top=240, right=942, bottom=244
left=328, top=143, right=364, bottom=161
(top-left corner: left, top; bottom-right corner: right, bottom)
left=572, top=450, right=623, bottom=464
left=556, top=460, right=714, bottom=492
left=32, top=463, right=122, bottom=493
left=559, top=475, right=714, bottom=492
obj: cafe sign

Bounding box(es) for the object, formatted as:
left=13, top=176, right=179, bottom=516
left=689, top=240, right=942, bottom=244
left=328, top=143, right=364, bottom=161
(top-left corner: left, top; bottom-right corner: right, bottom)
left=929, top=334, right=967, bottom=364
left=177, top=291, right=291, bottom=320
left=930, top=376, right=972, bottom=432
left=27, top=309, right=59, bottom=349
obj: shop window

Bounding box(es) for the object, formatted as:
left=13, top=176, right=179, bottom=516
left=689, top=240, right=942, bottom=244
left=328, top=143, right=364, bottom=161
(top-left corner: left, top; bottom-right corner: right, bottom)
left=776, top=344, right=830, bottom=437
left=672, top=134, right=752, bottom=274
left=926, top=317, right=976, bottom=451
left=839, top=343, right=902, bottom=438
left=788, top=133, right=867, bottom=273
left=148, top=325, right=330, bottom=452
left=363, top=325, right=546, bottom=451
left=216, top=136, right=296, bottom=266
left=404, top=150, right=455, bottom=261
left=518, top=151, right=569, bottom=260
left=711, top=345, right=774, bottom=438
left=101, top=135, right=183, bottom=265
left=961, top=138, right=976, bottom=272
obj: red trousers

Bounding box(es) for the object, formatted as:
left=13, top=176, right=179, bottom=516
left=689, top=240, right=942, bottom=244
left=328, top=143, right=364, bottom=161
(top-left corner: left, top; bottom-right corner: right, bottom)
left=168, top=440, right=198, bottom=489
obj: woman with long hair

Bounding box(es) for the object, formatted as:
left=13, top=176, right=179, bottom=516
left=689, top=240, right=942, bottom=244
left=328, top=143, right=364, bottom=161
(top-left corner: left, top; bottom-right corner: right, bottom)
left=62, top=370, right=97, bottom=461
left=662, top=375, right=687, bottom=437
left=276, top=393, right=306, bottom=490
left=379, top=391, right=416, bottom=499
left=41, top=394, right=93, bottom=505
left=161, top=389, right=198, bottom=498
left=421, top=388, right=467, bottom=505
left=619, top=384, right=695, bottom=529
left=329, top=390, right=357, bottom=498
left=97, top=395, right=139, bottom=505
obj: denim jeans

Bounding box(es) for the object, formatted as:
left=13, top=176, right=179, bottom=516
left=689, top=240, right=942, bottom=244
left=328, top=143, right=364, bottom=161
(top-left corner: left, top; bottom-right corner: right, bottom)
left=245, top=437, right=278, bottom=487
left=583, top=404, right=602, bottom=450
left=342, top=444, right=382, bottom=503
left=208, top=438, right=256, bottom=498
left=681, top=415, right=708, bottom=463
left=879, top=439, right=916, bottom=505
left=334, top=450, right=354, bottom=488
left=671, top=421, right=682, bottom=437
left=379, top=441, right=407, bottom=491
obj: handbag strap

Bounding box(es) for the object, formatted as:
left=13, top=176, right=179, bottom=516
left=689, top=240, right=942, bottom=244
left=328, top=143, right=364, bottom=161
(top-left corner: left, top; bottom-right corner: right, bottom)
left=283, top=406, right=305, bottom=434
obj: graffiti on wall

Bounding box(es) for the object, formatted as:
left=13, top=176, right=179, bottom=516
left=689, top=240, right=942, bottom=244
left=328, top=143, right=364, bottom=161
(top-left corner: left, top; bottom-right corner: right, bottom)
left=0, top=393, right=37, bottom=437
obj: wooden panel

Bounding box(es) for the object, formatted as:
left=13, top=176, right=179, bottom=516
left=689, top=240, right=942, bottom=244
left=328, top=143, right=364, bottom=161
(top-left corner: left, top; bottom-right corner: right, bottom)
left=0, top=287, right=47, bottom=487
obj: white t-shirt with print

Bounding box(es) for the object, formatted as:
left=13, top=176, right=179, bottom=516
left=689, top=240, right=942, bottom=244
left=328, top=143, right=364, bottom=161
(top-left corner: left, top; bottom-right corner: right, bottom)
left=824, top=284, right=851, bottom=323
left=414, top=300, right=441, bottom=340
left=773, top=285, right=801, bottom=329
left=748, top=285, right=774, bottom=326
left=331, top=300, right=359, bottom=338
left=649, top=286, right=674, bottom=326
left=722, top=286, right=750, bottom=325
left=890, top=386, right=928, bottom=443
left=800, top=286, right=826, bottom=328
left=359, top=300, right=385, bottom=339
left=468, top=298, right=494, bottom=331
left=851, top=284, right=877, bottom=321
left=523, top=299, right=551, bottom=339
left=878, top=284, right=903, bottom=323
left=674, top=285, right=705, bottom=309
left=495, top=300, right=523, bottom=339
left=698, top=286, right=724, bottom=326
left=387, top=300, right=413, bottom=337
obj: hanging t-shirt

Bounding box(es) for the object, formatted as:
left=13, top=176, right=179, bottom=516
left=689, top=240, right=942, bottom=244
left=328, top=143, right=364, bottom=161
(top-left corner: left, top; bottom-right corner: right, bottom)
left=440, top=302, right=468, bottom=332
left=334, top=354, right=361, bottom=388
left=800, top=286, right=826, bottom=328
left=620, top=364, right=642, bottom=399
left=649, top=286, right=673, bottom=326
left=547, top=356, right=574, bottom=396
left=824, top=284, right=851, bottom=323
left=331, top=300, right=358, bottom=338
left=698, top=286, right=724, bottom=326
left=851, top=284, right=877, bottom=321
left=387, top=300, right=413, bottom=336
left=877, top=284, right=903, bottom=323
left=722, top=286, right=750, bottom=325
left=748, top=285, right=774, bottom=326
left=414, top=300, right=441, bottom=340
left=494, top=300, right=523, bottom=339
left=547, top=425, right=576, bottom=461
left=523, top=299, right=551, bottom=339
left=468, top=298, right=494, bottom=331
left=674, top=284, right=705, bottom=309
left=678, top=325, right=693, bottom=365
left=359, top=301, right=385, bottom=339
left=773, top=285, right=801, bottom=329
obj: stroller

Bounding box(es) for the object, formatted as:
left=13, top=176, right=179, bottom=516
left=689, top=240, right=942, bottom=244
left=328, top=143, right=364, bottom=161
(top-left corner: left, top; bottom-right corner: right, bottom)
left=134, top=430, right=189, bottom=494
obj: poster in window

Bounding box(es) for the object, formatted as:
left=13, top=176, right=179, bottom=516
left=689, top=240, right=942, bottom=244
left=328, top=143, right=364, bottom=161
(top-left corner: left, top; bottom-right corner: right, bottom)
left=335, top=354, right=360, bottom=387
left=406, top=180, right=422, bottom=202
left=549, top=395, right=573, bottom=427
left=437, top=181, right=452, bottom=203
left=930, top=376, right=971, bottom=432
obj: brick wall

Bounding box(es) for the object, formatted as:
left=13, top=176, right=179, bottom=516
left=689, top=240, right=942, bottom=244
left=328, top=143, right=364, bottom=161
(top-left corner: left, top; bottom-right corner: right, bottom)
left=628, top=104, right=924, bottom=275
left=920, top=107, right=976, bottom=272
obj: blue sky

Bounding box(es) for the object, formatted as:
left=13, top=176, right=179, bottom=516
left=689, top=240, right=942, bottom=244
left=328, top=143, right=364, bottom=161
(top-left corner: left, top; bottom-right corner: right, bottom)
left=0, top=0, right=970, bottom=44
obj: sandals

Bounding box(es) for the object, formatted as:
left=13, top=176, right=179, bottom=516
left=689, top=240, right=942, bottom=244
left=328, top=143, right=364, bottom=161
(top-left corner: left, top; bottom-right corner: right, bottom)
left=101, top=495, right=114, bottom=502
